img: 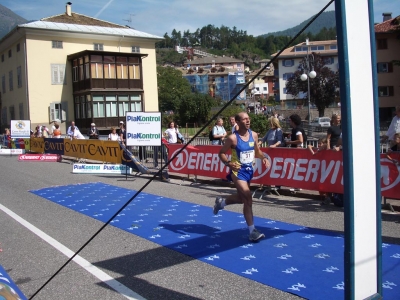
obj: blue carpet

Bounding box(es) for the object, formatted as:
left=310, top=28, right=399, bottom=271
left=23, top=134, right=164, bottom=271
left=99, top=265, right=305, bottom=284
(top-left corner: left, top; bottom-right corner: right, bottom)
left=30, top=182, right=400, bottom=299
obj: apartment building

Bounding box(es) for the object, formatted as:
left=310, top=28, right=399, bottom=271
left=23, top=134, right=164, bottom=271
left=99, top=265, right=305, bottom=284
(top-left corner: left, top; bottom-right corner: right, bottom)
left=0, top=3, right=162, bottom=133
left=375, top=13, right=400, bottom=123
left=271, top=40, right=338, bottom=109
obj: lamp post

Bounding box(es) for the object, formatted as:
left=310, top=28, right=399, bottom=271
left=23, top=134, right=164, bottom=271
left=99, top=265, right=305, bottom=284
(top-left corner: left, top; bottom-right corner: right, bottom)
left=300, top=39, right=317, bottom=125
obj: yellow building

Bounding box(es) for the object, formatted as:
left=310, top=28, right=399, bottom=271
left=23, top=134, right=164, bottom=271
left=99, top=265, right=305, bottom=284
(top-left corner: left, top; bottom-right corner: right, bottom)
left=0, top=3, right=162, bottom=133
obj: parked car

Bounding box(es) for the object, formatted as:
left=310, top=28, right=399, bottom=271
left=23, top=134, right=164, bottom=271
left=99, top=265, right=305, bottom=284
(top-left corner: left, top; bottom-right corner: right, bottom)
left=310, top=117, right=331, bottom=128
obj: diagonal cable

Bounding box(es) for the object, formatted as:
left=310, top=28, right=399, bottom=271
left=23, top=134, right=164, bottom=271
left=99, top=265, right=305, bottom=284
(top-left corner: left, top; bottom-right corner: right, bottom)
left=29, top=0, right=334, bottom=298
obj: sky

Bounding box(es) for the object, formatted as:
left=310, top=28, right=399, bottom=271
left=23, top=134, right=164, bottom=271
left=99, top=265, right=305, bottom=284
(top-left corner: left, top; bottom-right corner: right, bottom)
left=2, top=0, right=399, bottom=38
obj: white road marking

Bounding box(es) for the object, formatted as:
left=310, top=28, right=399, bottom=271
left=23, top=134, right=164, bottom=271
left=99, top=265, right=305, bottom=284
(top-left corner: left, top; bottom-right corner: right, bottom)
left=0, top=204, right=146, bottom=300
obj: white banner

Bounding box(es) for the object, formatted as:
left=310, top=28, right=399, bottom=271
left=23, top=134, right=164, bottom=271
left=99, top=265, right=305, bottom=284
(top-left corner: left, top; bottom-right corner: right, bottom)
left=125, top=112, right=161, bottom=146
left=72, top=164, right=131, bottom=174
left=10, top=120, right=31, bottom=138
left=0, top=149, right=25, bottom=155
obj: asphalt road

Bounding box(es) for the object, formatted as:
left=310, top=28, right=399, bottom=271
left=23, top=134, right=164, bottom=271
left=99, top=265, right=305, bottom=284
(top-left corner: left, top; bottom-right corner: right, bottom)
left=0, top=155, right=399, bottom=300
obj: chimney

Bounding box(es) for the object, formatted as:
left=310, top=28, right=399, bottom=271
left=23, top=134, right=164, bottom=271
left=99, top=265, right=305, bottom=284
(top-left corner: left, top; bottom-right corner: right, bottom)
left=382, top=12, right=392, bottom=22
left=66, top=2, right=72, bottom=17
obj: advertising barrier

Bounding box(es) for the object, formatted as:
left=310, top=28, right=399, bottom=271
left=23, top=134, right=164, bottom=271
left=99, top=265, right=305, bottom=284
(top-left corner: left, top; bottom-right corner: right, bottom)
left=64, top=139, right=122, bottom=164
left=0, top=149, right=25, bottom=155
left=3, top=138, right=31, bottom=150
left=18, top=154, right=62, bottom=162
left=0, top=265, right=27, bottom=300
left=167, top=144, right=400, bottom=200
left=73, top=164, right=131, bottom=174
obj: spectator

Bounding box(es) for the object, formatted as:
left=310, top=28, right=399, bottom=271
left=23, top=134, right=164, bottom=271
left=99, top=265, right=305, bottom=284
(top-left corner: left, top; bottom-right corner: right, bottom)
left=308, top=138, right=328, bottom=155
left=286, top=114, right=305, bottom=148
left=3, top=128, right=11, bottom=148
left=382, top=106, right=400, bottom=147
left=164, top=121, right=179, bottom=144
left=108, top=127, right=120, bottom=141
left=70, top=126, right=85, bottom=140
left=52, top=124, right=61, bottom=138
left=87, top=123, right=99, bottom=139
left=51, top=119, right=60, bottom=135
left=34, top=125, right=41, bottom=137
left=153, top=138, right=168, bottom=169
left=30, top=130, right=35, bottom=138
left=41, top=126, right=49, bottom=138
left=67, top=121, right=78, bottom=138
left=118, top=121, right=126, bottom=144
left=258, top=117, right=284, bottom=148
left=386, top=133, right=400, bottom=165
left=327, top=114, right=341, bottom=149
left=229, top=116, right=239, bottom=134
left=212, top=118, right=227, bottom=145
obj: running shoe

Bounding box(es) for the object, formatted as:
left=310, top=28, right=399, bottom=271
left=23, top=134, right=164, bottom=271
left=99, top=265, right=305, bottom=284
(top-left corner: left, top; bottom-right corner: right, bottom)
left=249, top=229, right=265, bottom=242
left=213, top=197, right=223, bottom=215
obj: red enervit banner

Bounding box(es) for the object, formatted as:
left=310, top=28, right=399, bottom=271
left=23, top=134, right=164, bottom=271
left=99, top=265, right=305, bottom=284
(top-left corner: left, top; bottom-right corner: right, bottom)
left=167, top=145, right=400, bottom=200
left=18, top=154, right=61, bottom=162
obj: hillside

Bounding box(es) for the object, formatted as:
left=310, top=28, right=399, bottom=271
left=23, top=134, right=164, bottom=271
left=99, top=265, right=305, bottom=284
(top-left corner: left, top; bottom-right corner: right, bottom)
left=259, top=11, right=336, bottom=38
left=0, top=4, right=27, bottom=39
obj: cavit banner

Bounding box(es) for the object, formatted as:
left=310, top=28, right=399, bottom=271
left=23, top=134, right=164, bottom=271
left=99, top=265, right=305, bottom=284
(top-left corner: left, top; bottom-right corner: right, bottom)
left=125, top=112, right=162, bottom=147
left=167, top=145, right=400, bottom=200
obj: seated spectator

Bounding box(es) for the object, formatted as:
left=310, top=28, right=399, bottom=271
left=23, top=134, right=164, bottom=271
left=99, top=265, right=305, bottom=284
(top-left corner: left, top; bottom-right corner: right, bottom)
left=41, top=126, right=49, bottom=138
left=70, top=126, right=85, bottom=140
left=108, top=127, right=120, bottom=141
left=87, top=123, right=99, bottom=139
left=34, top=126, right=41, bottom=137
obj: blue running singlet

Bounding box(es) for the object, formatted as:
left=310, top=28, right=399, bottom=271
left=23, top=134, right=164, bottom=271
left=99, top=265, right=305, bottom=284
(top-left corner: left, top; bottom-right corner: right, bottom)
left=227, top=129, right=255, bottom=183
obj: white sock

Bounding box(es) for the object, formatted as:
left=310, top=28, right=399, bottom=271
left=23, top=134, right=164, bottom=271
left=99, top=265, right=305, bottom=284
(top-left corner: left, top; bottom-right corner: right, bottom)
left=221, top=199, right=226, bottom=207
left=248, top=225, right=255, bottom=233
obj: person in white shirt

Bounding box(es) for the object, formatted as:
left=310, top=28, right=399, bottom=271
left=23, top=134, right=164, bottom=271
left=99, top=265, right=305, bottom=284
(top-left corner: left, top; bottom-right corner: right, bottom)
left=108, top=127, right=120, bottom=141
left=70, top=126, right=85, bottom=140
left=229, top=116, right=239, bottom=134
left=212, top=118, right=227, bottom=145
left=383, top=106, right=400, bottom=147
left=67, top=121, right=79, bottom=138
left=164, top=121, right=179, bottom=143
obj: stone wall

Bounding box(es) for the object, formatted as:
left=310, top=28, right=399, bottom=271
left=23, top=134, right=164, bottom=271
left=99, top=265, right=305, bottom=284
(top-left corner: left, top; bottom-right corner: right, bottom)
left=273, top=107, right=342, bottom=121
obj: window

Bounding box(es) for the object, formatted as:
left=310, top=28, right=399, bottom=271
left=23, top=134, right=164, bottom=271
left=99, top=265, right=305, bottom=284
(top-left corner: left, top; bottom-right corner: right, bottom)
left=1, top=107, right=7, bottom=125
left=104, top=56, right=116, bottom=79
left=9, top=71, right=13, bottom=91
left=72, top=60, right=78, bottom=82
left=94, top=43, right=104, bottom=51
left=74, top=96, right=80, bottom=119
left=130, top=94, right=142, bottom=112
left=91, top=62, right=104, bottom=78
left=105, top=95, right=117, bottom=117
left=1, top=75, right=5, bottom=94
left=19, top=103, right=23, bottom=120
left=51, top=64, right=66, bottom=85
left=118, top=95, right=129, bottom=116
left=378, top=86, right=394, bottom=97
left=295, top=46, right=308, bottom=52
left=86, top=95, right=92, bottom=118
left=17, top=43, right=20, bottom=52
left=283, top=88, right=288, bottom=94
left=377, top=39, right=387, bottom=50
left=93, top=95, right=105, bottom=118
left=1, top=54, right=3, bottom=62
left=283, top=73, right=294, bottom=80
left=324, top=57, right=334, bottom=65
left=80, top=96, right=86, bottom=118
left=9, top=106, right=15, bottom=120
left=282, top=60, right=294, bottom=67
left=50, top=102, right=66, bottom=122
left=310, top=45, right=324, bottom=51
left=52, top=41, right=63, bottom=49
left=131, top=46, right=140, bottom=53
left=8, top=49, right=12, bottom=58
left=17, top=66, right=22, bottom=88
left=377, top=62, right=393, bottom=73
left=330, top=44, right=337, bottom=50
left=116, top=56, right=128, bottom=79
left=263, top=86, right=267, bottom=92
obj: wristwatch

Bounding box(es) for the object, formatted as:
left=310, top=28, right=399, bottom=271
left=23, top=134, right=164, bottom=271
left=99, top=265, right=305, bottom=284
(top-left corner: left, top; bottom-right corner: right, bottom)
left=224, top=160, right=231, bottom=166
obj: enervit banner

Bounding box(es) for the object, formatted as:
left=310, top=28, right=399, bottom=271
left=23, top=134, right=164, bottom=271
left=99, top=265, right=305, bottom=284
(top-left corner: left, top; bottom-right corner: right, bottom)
left=72, top=164, right=131, bottom=174
left=167, top=145, right=400, bottom=200
left=64, top=139, right=122, bottom=164
left=125, top=112, right=162, bottom=146
left=18, top=154, right=61, bottom=162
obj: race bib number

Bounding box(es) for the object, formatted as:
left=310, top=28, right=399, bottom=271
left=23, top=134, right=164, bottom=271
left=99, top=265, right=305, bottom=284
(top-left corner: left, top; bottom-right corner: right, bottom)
left=240, top=150, right=254, bottom=164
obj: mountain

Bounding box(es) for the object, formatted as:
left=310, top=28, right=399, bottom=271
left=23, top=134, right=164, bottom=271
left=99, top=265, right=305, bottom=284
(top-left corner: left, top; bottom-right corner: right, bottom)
left=0, top=4, right=27, bottom=39
left=259, top=11, right=336, bottom=38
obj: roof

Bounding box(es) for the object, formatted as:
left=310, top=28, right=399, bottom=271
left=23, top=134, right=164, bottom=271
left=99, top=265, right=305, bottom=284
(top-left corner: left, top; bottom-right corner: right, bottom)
left=374, top=15, right=400, bottom=33
left=42, top=12, right=126, bottom=28
left=270, top=40, right=338, bottom=58
left=18, top=20, right=163, bottom=39
left=184, top=56, right=244, bottom=66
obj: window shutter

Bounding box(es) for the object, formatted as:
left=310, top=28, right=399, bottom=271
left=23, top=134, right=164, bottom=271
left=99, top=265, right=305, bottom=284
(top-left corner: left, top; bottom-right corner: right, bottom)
left=60, top=66, right=65, bottom=84
left=49, top=102, right=56, bottom=122
left=51, top=65, right=59, bottom=84
left=389, top=86, right=394, bottom=96
left=388, top=62, right=393, bottom=73
left=61, top=101, right=67, bottom=121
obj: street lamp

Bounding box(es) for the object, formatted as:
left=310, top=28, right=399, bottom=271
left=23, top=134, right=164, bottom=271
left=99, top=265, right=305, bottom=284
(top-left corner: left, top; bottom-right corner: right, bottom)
left=300, top=38, right=317, bottom=125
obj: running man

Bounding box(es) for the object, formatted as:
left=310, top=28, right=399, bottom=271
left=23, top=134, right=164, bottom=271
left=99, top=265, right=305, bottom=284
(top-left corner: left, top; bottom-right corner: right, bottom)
left=214, top=112, right=270, bottom=242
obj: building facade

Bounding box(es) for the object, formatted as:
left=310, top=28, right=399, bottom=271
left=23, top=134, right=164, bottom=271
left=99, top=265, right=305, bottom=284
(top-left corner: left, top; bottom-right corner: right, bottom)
left=0, top=3, right=162, bottom=133
left=271, top=40, right=339, bottom=109
left=374, top=13, right=400, bottom=123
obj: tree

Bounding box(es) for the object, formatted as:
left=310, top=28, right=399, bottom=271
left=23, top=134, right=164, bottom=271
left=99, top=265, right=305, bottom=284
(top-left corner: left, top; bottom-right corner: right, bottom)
left=178, top=92, right=217, bottom=125
left=157, top=66, right=192, bottom=113
left=285, top=53, right=340, bottom=117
